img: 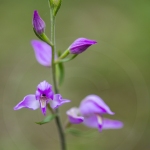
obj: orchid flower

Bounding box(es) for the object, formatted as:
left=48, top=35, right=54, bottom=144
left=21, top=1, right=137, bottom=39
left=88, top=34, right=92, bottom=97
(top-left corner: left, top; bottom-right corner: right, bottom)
left=68, top=38, right=97, bottom=54
left=14, top=81, right=70, bottom=115
left=67, top=95, right=123, bottom=132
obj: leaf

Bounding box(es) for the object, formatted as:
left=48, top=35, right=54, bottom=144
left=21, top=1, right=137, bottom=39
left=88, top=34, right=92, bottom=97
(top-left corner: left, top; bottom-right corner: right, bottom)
left=35, top=114, right=57, bottom=125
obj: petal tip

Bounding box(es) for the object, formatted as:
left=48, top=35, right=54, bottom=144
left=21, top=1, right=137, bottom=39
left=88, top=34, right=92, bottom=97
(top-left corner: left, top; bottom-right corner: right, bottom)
left=13, top=106, right=18, bottom=110
left=109, top=111, right=115, bottom=115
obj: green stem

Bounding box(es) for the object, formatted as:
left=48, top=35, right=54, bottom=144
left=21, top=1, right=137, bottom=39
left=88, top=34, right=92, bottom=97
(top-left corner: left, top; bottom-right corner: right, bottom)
left=50, top=9, right=67, bottom=150
left=55, top=54, right=78, bottom=64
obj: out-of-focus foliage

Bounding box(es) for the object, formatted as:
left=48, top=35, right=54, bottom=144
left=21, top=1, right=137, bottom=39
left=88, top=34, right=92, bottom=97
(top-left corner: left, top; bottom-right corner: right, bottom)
left=0, top=0, right=150, bottom=150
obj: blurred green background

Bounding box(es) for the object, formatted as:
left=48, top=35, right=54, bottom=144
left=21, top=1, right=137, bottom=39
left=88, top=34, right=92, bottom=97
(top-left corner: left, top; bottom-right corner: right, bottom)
left=0, top=0, right=150, bottom=149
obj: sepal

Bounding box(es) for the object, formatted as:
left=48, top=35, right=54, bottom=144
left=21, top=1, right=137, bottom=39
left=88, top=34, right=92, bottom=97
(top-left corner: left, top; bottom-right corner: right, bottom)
left=49, top=0, right=61, bottom=16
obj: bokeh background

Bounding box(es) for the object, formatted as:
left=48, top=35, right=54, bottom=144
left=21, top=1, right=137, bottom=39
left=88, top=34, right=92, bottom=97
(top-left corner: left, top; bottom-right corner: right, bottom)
left=0, top=0, right=150, bottom=149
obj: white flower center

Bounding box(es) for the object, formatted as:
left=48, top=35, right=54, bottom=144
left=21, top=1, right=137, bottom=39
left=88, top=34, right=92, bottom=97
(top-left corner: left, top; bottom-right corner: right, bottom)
left=40, top=96, right=47, bottom=108
left=96, top=114, right=103, bottom=126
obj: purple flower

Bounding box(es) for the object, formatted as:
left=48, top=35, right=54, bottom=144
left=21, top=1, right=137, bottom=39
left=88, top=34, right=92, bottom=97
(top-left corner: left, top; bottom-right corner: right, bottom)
left=14, top=81, right=53, bottom=116
left=32, top=10, right=45, bottom=34
left=14, top=81, right=70, bottom=115
left=67, top=95, right=123, bottom=132
left=31, top=40, right=52, bottom=67
left=68, top=38, right=97, bottom=54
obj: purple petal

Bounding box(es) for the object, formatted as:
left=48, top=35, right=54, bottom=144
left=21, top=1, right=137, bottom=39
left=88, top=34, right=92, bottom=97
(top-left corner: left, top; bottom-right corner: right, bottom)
left=102, top=118, right=124, bottom=129
left=35, top=80, right=54, bottom=100
left=68, top=38, right=97, bottom=54
left=50, top=94, right=70, bottom=109
left=14, top=94, right=40, bottom=110
left=83, top=115, right=103, bottom=132
left=83, top=115, right=123, bottom=131
left=31, top=40, right=52, bottom=67
left=66, top=107, right=84, bottom=124
left=41, top=107, right=46, bottom=116
left=79, top=95, right=114, bottom=116
left=32, top=10, right=45, bottom=34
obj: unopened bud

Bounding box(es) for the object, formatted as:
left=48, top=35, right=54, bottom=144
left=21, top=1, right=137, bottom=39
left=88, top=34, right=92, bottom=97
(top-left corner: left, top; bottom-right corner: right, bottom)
left=49, top=0, right=61, bottom=16
left=32, top=10, right=45, bottom=35
left=68, top=38, right=97, bottom=54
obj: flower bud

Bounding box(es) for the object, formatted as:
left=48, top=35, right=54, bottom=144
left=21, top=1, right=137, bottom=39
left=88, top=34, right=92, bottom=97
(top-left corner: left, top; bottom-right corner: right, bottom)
left=68, top=38, right=97, bottom=54
left=49, top=0, right=61, bottom=16
left=32, top=10, right=45, bottom=35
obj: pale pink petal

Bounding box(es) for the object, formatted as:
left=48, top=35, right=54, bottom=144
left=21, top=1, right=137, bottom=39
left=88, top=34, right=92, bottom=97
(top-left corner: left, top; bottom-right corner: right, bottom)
left=31, top=40, right=52, bottom=67
left=80, top=95, right=114, bottom=116
left=14, top=94, right=40, bottom=110
left=50, top=94, right=70, bottom=109
left=83, top=115, right=123, bottom=131
left=102, top=118, right=124, bottom=129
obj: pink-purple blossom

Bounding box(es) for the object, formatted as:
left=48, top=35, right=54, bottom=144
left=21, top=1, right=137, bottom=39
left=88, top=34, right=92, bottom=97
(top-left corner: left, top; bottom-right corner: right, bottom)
left=67, top=95, right=123, bottom=132
left=32, top=10, right=45, bottom=34
left=31, top=40, right=52, bottom=67
left=68, top=38, right=97, bottom=54
left=14, top=81, right=70, bottom=115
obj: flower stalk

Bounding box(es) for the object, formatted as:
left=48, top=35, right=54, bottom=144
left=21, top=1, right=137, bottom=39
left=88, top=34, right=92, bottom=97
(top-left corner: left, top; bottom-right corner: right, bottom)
left=50, top=7, right=67, bottom=150
left=55, top=54, right=78, bottom=64
left=14, top=1, right=123, bottom=150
